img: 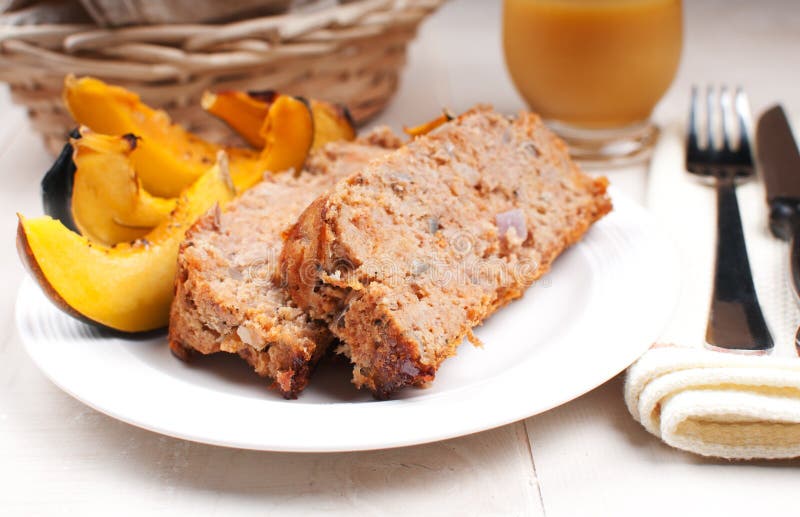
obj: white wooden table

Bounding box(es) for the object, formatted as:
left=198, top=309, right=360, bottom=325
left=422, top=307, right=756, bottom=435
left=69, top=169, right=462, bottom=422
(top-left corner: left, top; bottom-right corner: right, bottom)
left=1, top=1, right=799, bottom=515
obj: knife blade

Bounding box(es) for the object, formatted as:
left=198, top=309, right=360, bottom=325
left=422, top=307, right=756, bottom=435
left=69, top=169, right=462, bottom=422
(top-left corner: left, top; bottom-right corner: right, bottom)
left=756, top=105, right=800, bottom=355
left=758, top=105, right=800, bottom=239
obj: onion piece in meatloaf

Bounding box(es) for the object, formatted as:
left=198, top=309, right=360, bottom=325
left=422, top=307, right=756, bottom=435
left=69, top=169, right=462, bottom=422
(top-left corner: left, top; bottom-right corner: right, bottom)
left=280, top=107, right=612, bottom=399
left=168, top=128, right=402, bottom=398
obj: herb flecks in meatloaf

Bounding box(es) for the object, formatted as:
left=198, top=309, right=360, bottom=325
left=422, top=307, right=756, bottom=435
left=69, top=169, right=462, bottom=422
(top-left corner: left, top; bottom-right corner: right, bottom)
left=168, top=128, right=401, bottom=398
left=280, top=107, right=612, bottom=398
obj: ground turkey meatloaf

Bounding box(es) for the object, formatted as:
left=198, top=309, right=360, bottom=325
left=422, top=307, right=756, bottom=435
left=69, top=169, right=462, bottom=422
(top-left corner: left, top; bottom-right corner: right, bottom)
left=280, top=107, right=612, bottom=399
left=168, top=128, right=402, bottom=398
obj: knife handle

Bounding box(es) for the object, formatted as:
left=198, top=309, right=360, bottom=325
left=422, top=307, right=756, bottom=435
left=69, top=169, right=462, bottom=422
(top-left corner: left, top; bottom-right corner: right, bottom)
left=769, top=198, right=800, bottom=241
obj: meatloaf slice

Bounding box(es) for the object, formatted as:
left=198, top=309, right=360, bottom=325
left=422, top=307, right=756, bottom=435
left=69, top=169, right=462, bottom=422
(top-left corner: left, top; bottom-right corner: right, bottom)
left=280, top=107, right=612, bottom=398
left=168, top=129, right=401, bottom=398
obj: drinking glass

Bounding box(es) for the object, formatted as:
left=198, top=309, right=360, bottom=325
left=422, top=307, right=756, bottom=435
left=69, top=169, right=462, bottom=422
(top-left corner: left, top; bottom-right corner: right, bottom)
left=503, top=0, right=683, bottom=165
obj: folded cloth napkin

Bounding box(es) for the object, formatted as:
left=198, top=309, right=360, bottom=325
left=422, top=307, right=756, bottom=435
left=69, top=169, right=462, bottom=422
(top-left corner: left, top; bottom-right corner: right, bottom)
left=626, top=346, right=800, bottom=459
left=624, top=121, right=800, bottom=460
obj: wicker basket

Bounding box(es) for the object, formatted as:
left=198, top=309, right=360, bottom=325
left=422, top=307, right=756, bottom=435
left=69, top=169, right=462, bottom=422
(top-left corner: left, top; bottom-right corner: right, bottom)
left=0, top=0, right=445, bottom=154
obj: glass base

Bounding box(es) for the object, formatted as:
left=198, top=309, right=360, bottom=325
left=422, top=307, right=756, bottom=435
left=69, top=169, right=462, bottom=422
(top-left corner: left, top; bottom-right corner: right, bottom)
left=545, top=120, right=659, bottom=168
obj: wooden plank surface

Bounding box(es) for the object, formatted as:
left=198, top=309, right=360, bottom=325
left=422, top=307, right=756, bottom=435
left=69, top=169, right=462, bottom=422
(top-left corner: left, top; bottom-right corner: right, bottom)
left=526, top=376, right=800, bottom=517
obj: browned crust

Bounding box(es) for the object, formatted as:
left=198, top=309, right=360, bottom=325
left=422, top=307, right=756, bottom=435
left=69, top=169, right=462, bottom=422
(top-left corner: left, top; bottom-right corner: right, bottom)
left=279, top=196, right=337, bottom=320
left=246, top=89, right=279, bottom=104
left=331, top=285, right=437, bottom=399
left=168, top=269, right=320, bottom=399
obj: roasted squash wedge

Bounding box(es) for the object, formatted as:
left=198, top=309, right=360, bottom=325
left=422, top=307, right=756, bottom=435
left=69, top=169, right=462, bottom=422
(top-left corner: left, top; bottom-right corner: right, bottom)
left=309, top=99, right=356, bottom=150
left=17, top=156, right=236, bottom=332
left=63, top=75, right=260, bottom=197
left=404, top=109, right=455, bottom=138
left=231, top=94, right=315, bottom=190
left=202, top=89, right=354, bottom=151
left=201, top=90, right=274, bottom=148
left=63, top=76, right=318, bottom=194
left=70, top=129, right=177, bottom=245
left=259, top=95, right=314, bottom=176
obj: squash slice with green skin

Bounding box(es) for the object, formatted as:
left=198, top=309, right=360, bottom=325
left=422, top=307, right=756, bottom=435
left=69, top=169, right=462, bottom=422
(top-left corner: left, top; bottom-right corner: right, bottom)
left=63, top=75, right=260, bottom=197
left=41, top=130, right=80, bottom=232
left=17, top=155, right=236, bottom=333
left=71, top=129, right=177, bottom=245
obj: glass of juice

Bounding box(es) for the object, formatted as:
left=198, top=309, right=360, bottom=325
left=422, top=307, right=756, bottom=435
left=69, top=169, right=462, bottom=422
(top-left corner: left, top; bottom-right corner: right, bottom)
left=503, top=0, right=682, bottom=165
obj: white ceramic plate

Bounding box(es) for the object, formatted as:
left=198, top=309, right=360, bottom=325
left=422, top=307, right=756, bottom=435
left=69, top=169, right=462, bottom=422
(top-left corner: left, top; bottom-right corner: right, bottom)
left=16, top=188, right=679, bottom=452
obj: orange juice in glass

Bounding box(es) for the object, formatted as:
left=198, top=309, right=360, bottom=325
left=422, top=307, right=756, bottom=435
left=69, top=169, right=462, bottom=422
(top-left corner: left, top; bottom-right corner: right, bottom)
left=503, top=0, right=682, bottom=164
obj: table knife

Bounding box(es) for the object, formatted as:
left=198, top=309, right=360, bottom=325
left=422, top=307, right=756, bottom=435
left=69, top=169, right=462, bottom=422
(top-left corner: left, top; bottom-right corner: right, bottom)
left=756, top=105, right=800, bottom=354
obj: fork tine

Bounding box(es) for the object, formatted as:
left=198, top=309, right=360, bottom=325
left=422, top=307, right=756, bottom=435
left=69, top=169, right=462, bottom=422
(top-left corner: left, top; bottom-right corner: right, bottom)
left=720, top=85, right=732, bottom=151
left=706, top=85, right=715, bottom=150
left=735, top=87, right=753, bottom=161
left=686, top=85, right=754, bottom=179
left=688, top=85, right=700, bottom=156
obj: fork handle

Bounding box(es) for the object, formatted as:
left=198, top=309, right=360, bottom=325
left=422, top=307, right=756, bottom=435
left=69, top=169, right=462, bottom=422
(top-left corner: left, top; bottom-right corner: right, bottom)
left=705, top=176, right=774, bottom=352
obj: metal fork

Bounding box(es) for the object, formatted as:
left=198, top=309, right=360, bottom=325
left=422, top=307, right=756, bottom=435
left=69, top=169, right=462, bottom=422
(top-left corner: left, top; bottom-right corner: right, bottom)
left=686, top=85, right=773, bottom=353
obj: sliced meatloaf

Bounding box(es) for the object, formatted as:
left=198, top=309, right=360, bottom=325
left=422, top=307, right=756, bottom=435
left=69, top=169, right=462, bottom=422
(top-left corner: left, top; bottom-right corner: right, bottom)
left=280, top=107, right=612, bottom=398
left=168, top=128, right=401, bottom=398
